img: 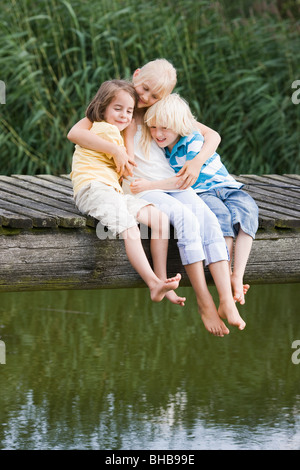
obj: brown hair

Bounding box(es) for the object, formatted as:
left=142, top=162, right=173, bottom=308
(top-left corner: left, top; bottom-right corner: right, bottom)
left=86, top=79, right=138, bottom=122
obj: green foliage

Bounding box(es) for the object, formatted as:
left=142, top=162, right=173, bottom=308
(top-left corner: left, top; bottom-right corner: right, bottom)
left=0, top=0, right=299, bottom=175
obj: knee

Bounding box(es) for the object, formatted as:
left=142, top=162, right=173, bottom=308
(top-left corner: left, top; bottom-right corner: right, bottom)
left=121, top=224, right=141, bottom=240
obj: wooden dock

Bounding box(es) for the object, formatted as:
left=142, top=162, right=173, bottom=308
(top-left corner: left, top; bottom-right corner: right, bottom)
left=0, top=174, right=300, bottom=292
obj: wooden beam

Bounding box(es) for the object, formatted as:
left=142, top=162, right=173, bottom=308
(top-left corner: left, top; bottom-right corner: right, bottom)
left=0, top=226, right=299, bottom=292
left=0, top=174, right=300, bottom=292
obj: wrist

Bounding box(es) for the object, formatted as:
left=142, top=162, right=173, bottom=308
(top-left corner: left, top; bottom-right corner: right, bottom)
left=107, top=142, right=121, bottom=159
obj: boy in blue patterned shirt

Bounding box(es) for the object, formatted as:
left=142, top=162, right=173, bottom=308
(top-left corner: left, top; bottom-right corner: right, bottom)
left=141, top=93, right=259, bottom=305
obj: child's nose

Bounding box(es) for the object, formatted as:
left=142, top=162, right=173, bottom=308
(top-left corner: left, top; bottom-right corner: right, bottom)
left=142, top=91, right=149, bottom=102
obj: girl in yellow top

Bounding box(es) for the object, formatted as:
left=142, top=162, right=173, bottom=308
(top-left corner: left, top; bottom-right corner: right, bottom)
left=70, top=79, right=182, bottom=303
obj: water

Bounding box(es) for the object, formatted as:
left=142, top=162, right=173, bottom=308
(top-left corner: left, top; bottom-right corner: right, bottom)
left=0, top=283, right=299, bottom=450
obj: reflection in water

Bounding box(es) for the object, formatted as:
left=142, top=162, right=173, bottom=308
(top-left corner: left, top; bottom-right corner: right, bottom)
left=0, top=283, right=299, bottom=449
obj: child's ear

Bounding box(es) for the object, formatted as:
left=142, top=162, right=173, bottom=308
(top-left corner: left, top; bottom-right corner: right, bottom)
left=133, top=69, right=140, bottom=79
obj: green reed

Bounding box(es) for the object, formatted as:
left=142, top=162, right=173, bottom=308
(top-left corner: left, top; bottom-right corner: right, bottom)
left=0, top=0, right=299, bottom=175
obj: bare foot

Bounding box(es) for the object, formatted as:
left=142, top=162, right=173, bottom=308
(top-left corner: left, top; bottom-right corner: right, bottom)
left=165, top=290, right=186, bottom=306
left=231, top=275, right=250, bottom=305
left=150, top=273, right=181, bottom=302
left=198, top=301, right=230, bottom=337
left=218, top=298, right=246, bottom=330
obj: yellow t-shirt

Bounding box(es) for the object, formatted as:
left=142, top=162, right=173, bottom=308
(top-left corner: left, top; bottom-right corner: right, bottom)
left=70, top=121, right=124, bottom=196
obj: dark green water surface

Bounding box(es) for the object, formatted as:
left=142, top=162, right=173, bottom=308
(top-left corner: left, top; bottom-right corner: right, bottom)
left=0, top=283, right=299, bottom=450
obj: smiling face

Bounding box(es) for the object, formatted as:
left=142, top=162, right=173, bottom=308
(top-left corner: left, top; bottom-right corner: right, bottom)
left=149, top=125, right=180, bottom=151
left=104, top=90, right=135, bottom=131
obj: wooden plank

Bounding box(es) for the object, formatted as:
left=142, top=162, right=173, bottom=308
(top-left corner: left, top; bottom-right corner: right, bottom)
left=0, top=176, right=96, bottom=229
left=0, top=189, right=85, bottom=228
left=36, top=174, right=73, bottom=189
left=0, top=207, right=33, bottom=229
left=237, top=174, right=300, bottom=201
left=11, top=174, right=73, bottom=197
left=0, top=199, right=56, bottom=228
left=256, top=211, right=275, bottom=229
left=0, top=190, right=85, bottom=227
left=0, top=172, right=299, bottom=290
left=0, top=179, right=83, bottom=216
left=0, top=227, right=299, bottom=292
left=255, top=199, right=300, bottom=222
left=0, top=175, right=75, bottom=205
left=236, top=174, right=300, bottom=228
left=251, top=199, right=300, bottom=228
left=237, top=176, right=300, bottom=212
left=257, top=206, right=300, bottom=228
left=282, top=174, right=300, bottom=185
left=264, top=174, right=300, bottom=190
left=284, top=174, right=300, bottom=182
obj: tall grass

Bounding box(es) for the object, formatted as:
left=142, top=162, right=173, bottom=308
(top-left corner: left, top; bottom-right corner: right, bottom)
left=0, top=0, right=299, bottom=175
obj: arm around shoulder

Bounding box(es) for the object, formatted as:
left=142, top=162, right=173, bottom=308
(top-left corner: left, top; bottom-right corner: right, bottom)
left=175, top=123, right=221, bottom=190
left=195, top=121, right=221, bottom=149
left=67, top=116, right=123, bottom=158
left=67, top=117, right=93, bottom=144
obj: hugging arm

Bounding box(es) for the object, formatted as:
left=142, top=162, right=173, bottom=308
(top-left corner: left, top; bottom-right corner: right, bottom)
left=130, top=176, right=180, bottom=194
left=176, top=121, right=221, bottom=189
left=67, top=117, right=135, bottom=176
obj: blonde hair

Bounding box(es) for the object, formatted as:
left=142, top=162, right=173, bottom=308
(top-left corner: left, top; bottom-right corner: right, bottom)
left=132, top=59, right=177, bottom=99
left=141, top=93, right=198, bottom=158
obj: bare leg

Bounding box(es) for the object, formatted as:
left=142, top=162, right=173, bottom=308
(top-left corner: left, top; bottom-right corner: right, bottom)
left=137, top=205, right=186, bottom=306
left=225, top=234, right=250, bottom=304
left=225, top=236, right=234, bottom=262
left=209, top=260, right=246, bottom=330
left=122, top=224, right=181, bottom=302
left=152, top=239, right=186, bottom=306
left=231, top=229, right=253, bottom=304
left=184, top=262, right=229, bottom=337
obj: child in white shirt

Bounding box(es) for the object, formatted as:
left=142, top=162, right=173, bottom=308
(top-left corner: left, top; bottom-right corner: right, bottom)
left=70, top=79, right=182, bottom=303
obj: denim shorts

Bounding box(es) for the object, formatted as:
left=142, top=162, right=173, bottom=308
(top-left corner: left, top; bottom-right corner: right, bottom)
left=198, top=187, right=259, bottom=239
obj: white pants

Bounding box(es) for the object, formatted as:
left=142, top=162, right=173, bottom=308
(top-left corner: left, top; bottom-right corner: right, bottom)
left=74, top=181, right=150, bottom=236
left=141, top=188, right=229, bottom=266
